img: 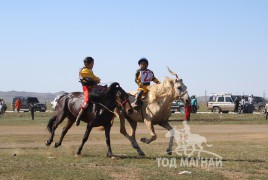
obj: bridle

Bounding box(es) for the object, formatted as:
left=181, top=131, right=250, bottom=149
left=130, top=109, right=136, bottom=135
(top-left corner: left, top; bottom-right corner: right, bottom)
left=178, top=91, right=188, bottom=98
left=97, top=89, right=131, bottom=114
left=118, top=99, right=130, bottom=107
left=115, top=90, right=131, bottom=113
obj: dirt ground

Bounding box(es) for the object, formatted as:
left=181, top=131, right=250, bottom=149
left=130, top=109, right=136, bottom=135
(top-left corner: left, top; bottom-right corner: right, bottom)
left=1, top=122, right=267, bottom=148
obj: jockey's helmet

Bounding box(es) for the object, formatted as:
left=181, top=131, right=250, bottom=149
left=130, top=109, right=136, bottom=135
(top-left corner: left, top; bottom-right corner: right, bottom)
left=138, top=58, right=149, bottom=65
left=83, top=57, right=94, bottom=64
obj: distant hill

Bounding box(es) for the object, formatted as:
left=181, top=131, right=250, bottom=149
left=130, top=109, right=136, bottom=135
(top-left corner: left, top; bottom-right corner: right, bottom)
left=0, top=90, right=68, bottom=104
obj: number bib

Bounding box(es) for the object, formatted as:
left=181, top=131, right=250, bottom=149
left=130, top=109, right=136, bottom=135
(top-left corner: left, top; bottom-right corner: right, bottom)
left=140, top=70, right=153, bottom=84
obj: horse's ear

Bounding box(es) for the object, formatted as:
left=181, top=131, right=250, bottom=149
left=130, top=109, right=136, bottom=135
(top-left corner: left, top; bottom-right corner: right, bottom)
left=110, top=82, right=120, bottom=89
left=175, top=78, right=182, bottom=83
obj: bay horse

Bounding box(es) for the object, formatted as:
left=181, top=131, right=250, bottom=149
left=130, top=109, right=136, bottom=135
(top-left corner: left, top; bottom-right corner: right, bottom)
left=46, top=82, right=133, bottom=157
left=117, top=68, right=189, bottom=156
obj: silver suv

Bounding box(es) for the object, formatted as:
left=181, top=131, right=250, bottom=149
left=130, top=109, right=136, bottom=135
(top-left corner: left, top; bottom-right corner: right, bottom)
left=207, top=93, right=234, bottom=113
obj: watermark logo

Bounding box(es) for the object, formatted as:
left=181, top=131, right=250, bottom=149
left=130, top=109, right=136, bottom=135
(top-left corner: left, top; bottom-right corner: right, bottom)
left=157, top=121, right=223, bottom=168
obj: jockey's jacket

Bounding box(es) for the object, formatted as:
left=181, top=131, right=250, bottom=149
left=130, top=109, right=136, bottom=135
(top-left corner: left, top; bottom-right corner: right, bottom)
left=79, top=67, right=100, bottom=86
left=135, top=69, right=159, bottom=86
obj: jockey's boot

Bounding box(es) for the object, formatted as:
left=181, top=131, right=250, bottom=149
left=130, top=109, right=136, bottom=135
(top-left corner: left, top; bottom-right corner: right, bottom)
left=133, top=90, right=144, bottom=109
left=75, top=108, right=85, bottom=126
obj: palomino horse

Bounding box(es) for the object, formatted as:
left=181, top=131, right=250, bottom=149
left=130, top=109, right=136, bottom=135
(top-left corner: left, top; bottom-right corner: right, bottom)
left=117, top=68, right=189, bottom=156
left=46, top=82, right=133, bottom=157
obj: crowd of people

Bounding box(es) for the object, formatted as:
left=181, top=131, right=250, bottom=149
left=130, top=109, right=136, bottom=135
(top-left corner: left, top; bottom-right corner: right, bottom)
left=234, top=95, right=255, bottom=114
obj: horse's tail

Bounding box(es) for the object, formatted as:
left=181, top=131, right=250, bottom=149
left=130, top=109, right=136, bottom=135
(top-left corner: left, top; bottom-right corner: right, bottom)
left=47, top=115, right=57, bottom=134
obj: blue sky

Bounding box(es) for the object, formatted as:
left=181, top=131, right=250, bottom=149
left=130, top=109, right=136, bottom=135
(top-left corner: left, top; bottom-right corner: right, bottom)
left=0, top=0, right=267, bottom=97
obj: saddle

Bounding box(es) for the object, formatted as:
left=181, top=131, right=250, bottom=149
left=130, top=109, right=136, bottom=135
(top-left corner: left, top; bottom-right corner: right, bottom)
left=129, top=91, right=147, bottom=110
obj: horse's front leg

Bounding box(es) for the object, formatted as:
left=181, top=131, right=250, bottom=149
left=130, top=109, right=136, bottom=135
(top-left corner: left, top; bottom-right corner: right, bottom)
left=76, top=122, right=94, bottom=156
left=55, top=117, right=74, bottom=148
left=126, top=117, right=145, bottom=156
left=104, top=124, right=113, bottom=158
left=140, top=120, right=157, bottom=144
left=158, top=122, right=174, bottom=155
left=118, top=111, right=145, bottom=156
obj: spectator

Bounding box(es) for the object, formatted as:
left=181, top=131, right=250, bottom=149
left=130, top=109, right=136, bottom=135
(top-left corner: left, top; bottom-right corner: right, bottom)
left=184, top=99, right=192, bottom=121
left=191, top=95, right=198, bottom=113
left=248, top=95, right=254, bottom=113
left=0, top=100, right=3, bottom=115
left=239, top=96, right=246, bottom=114
left=234, top=96, right=240, bottom=113
left=15, top=98, right=22, bottom=113
left=29, top=102, right=35, bottom=120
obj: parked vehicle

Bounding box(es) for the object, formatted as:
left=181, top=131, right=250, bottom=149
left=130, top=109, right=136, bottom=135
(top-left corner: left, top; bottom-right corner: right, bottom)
left=170, top=100, right=185, bottom=113
left=207, top=93, right=234, bottom=113
left=208, top=93, right=267, bottom=113
left=253, top=96, right=267, bottom=113
left=170, top=100, right=199, bottom=114
left=12, top=96, right=47, bottom=112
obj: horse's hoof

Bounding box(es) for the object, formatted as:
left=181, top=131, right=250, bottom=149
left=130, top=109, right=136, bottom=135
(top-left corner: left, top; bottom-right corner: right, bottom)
left=107, top=153, right=113, bottom=158
left=75, top=153, right=81, bottom=157
left=46, top=141, right=51, bottom=146
left=166, top=148, right=173, bottom=155
left=139, top=152, right=145, bottom=157
left=140, top=138, right=147, bottom=143
left=167, top=151, right=172, bottom=155
left=54, top=143, right=60, bottom=148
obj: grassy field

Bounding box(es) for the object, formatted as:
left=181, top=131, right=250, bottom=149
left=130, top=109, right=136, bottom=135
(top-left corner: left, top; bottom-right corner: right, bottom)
left=0, top=112, right=267, bottom=179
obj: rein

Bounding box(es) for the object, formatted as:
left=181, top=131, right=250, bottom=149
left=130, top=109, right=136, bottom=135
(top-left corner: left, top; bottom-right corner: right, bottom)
left=178, top=91, right=188, bottom=98
left=97, top=103, right=116, bottom=115
left=97, top=97, right=130, bottom=115
left=120, top=99, right=130, bottom=106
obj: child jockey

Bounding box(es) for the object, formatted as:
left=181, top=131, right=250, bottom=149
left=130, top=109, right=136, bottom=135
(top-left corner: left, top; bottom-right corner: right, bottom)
left=75, top=57, right=101, bottom=126
left=133, top=57, right=160, bottom=108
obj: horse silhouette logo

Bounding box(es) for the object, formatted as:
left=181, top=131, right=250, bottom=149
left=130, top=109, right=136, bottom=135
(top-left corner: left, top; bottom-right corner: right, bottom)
left=165, top=121, right=222, bottom=159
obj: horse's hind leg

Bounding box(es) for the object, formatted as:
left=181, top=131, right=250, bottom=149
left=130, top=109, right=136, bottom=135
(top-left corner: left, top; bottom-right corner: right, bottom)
left=46, top=115, right=57, bottom=146
left=158, top=122, right=174, bottom=155
left=55, top=116, right=75, bottom=148
left=140, top=120, right=157, bottom=144
left=76, top=122, right=94, bottom=156
left=46, top=112, right=66, bottom=146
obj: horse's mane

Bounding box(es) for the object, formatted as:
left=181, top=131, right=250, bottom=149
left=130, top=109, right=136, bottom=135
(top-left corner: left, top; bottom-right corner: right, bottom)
left=147, top=77, right=175, bottom=102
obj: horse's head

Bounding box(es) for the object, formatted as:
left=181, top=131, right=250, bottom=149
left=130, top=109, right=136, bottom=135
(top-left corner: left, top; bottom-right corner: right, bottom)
left=167, top=67, right=190, bottom=103
left=109, top=82, right=133, bottom=115
left=174, top=78, right=189, bottom=102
